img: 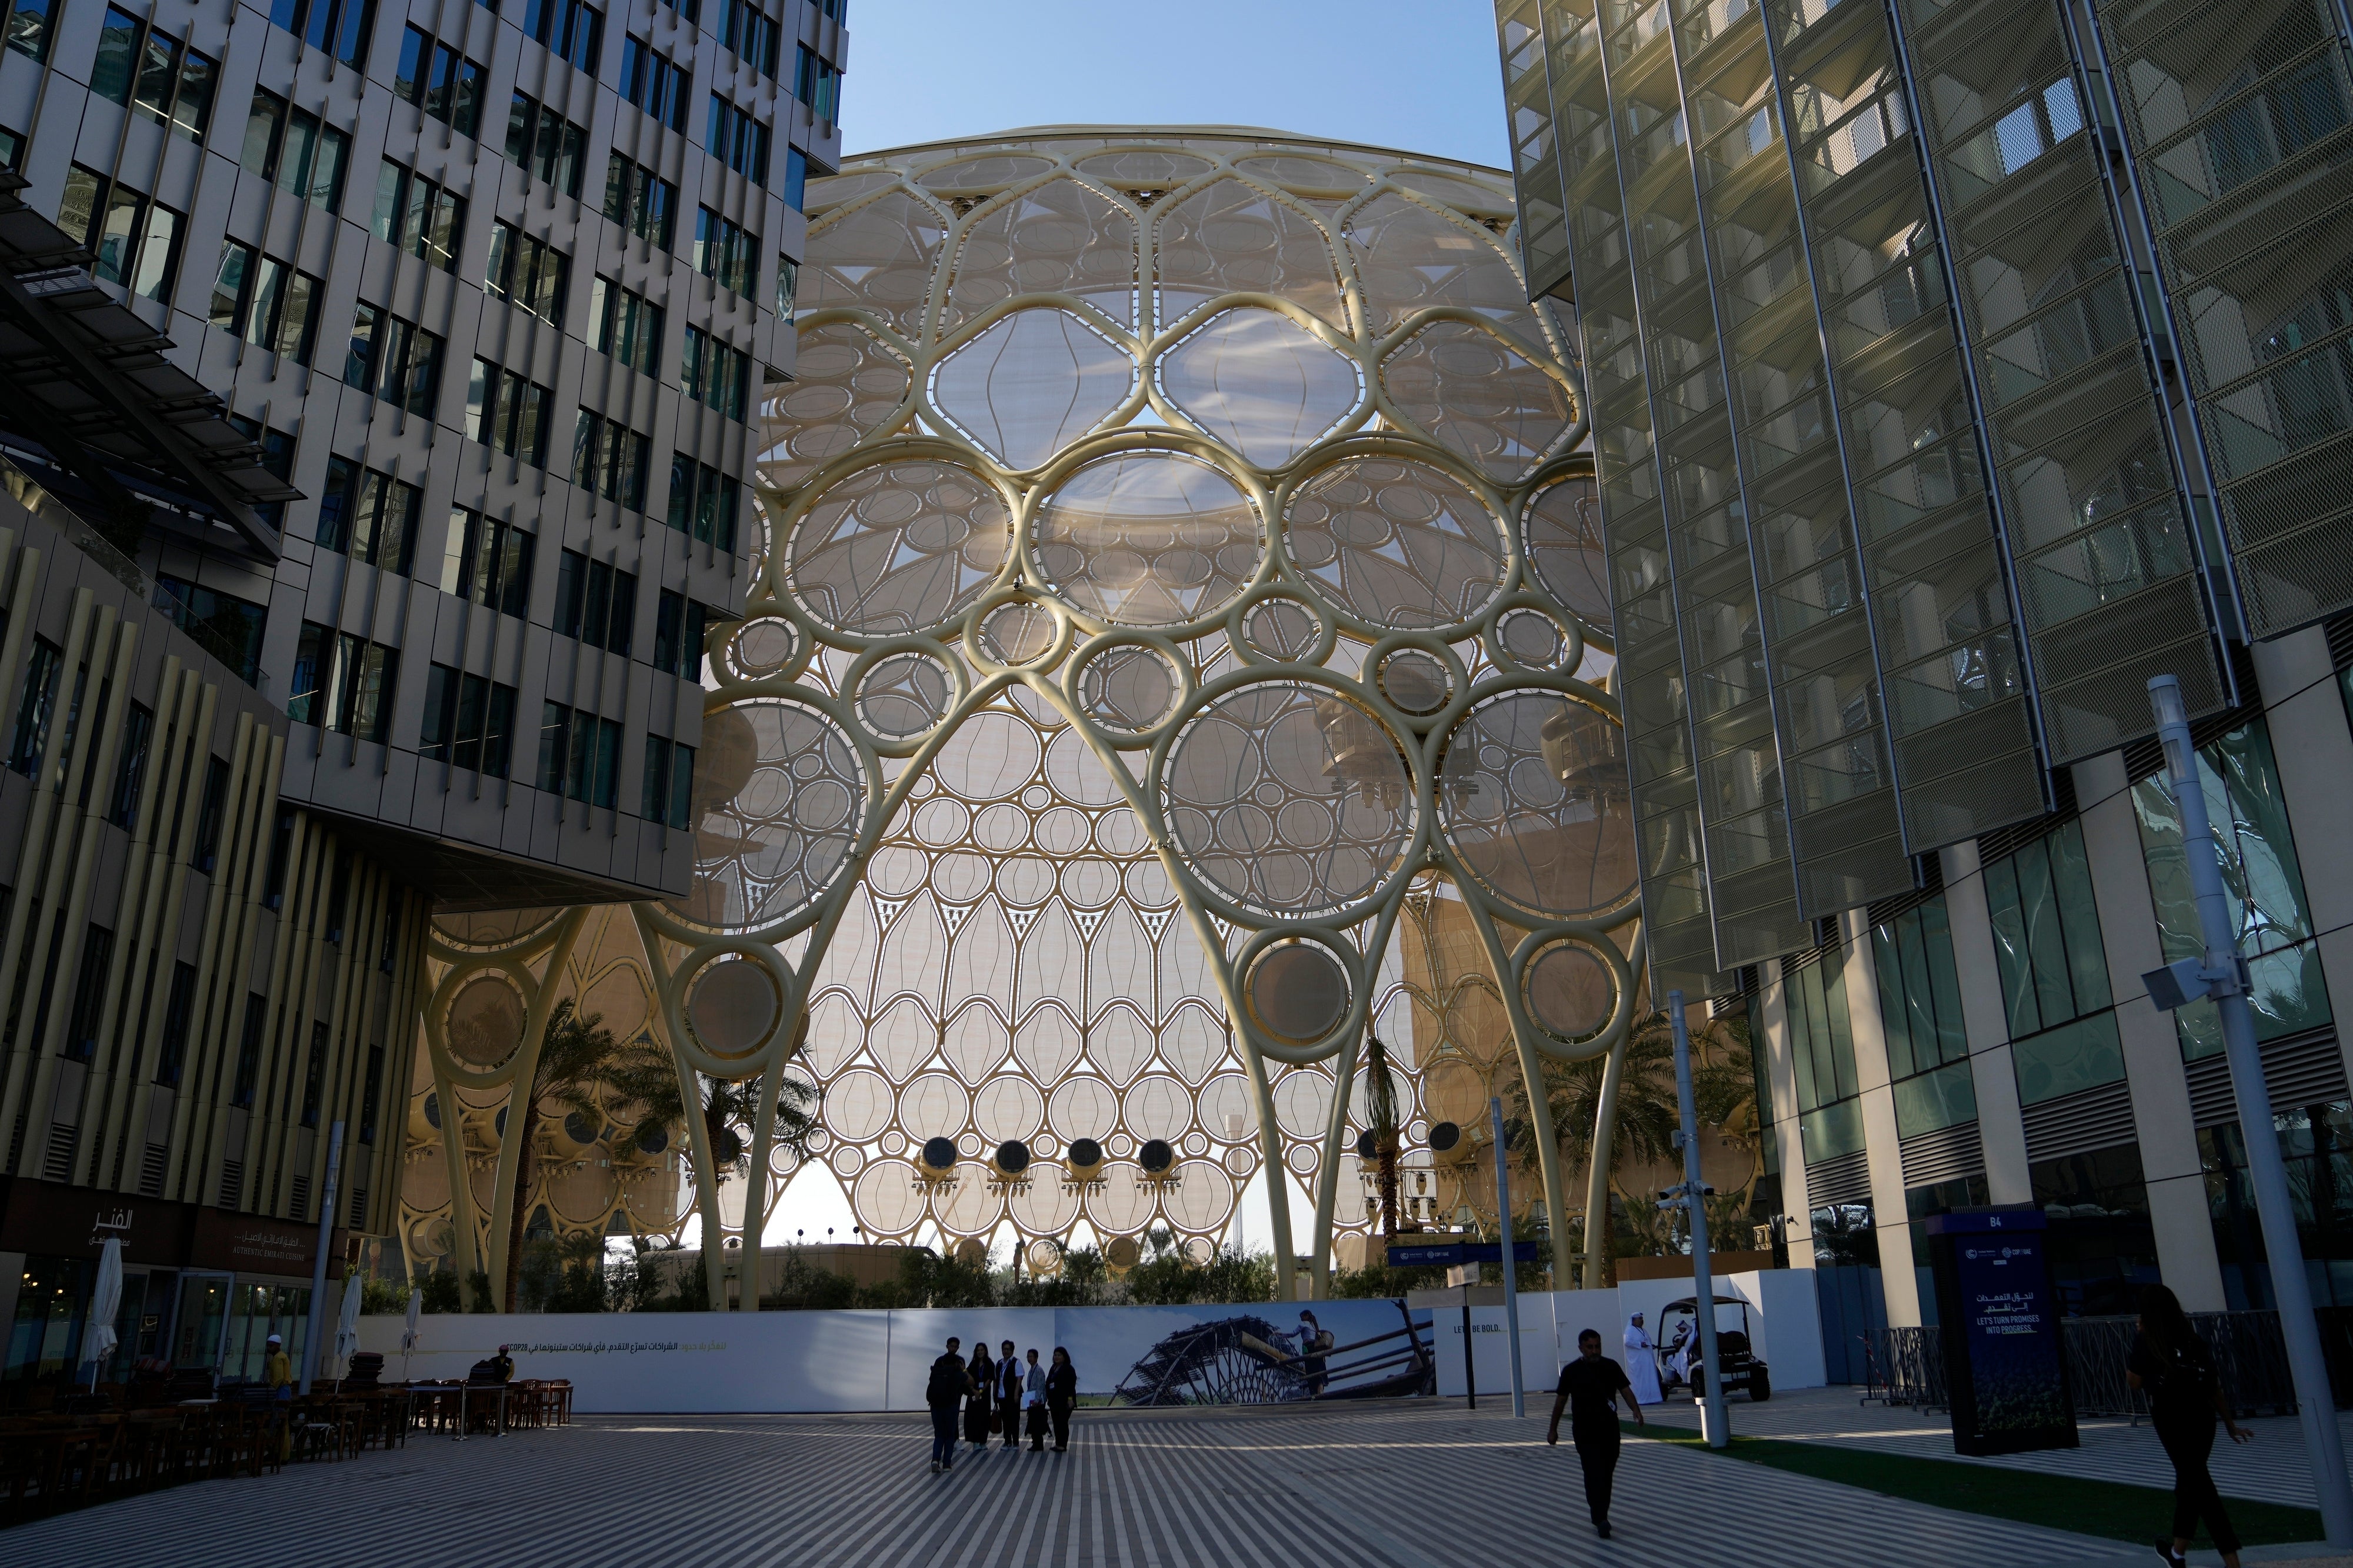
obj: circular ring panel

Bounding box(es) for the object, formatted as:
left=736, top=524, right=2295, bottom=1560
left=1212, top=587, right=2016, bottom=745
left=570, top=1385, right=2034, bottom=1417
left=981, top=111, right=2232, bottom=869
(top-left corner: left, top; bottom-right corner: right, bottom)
left=1162, top=682, right=1415, bottom=917
left=1284, top=457, right=1505, bottom=630
left=1247, top=943, right=1352, bottom=1045
left=672, top=700, right=868, bottom=932
left=1524, top=940, right=1616, bottom=1043
left=788, top=459, right=1010, bottom=636
left=688, top=958, right=782, bottom=1058
left=1438, top=692, right=1636, bottom=919
left=445, top=974, right=525, bottom=1069
left=1032, top=451, right=1261, bottom=628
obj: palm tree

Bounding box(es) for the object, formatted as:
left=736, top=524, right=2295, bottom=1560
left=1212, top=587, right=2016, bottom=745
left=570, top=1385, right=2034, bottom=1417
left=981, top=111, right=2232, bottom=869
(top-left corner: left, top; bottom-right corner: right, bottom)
left=501, top=998, right=625, bottom=1312
left=1365, top=1036, right=1402, bottom=1242
left=1509, top=1006, right=1756, bottom=1279
left=601, top=1037, right=819, bottom=1185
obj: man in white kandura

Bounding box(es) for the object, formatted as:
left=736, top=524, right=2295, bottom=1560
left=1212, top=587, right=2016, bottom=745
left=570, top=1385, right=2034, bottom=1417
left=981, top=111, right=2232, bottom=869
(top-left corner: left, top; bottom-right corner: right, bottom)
left=1623, top=1313, right=1662, bottom=1404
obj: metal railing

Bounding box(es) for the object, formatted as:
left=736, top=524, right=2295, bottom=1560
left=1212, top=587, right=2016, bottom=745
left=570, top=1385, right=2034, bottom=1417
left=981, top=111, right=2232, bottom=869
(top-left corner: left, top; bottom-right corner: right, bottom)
left=0, top=449, right=147, bottom=595
left=1862, top=1308, right=2353, bottom=1419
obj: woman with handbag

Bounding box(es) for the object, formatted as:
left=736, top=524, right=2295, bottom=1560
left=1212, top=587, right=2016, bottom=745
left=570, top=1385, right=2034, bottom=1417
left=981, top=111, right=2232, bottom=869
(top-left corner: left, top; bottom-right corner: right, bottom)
left=963, top=1340, right=995, bottom=1456
left=2128, top=1283, right=2251, bottom=1568
left=1044, top=1347, right=1078, bottom=1453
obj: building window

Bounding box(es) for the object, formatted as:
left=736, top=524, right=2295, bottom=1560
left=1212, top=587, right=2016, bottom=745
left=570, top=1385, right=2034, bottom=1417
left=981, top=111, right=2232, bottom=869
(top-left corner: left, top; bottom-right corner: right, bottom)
left=154, top=576, right=266, bottom=686
left=2202, top=1101, right=2353, bottom=1312
left=505, top=92, right=588, bottom=196
left=618, top=36, right=691, bottom=131
left=653, top=590, right=712, bottom=680
left=681, top=325, right=751, bottom=419
left=523, top=0, right=602, bottom=73
left=602, top=154, right=678, bottom=246
left=192, top=755, right=229, bottom=870
left=572, top=412, right=653, bottom=511
left=94, top=7, right=217, bottom=144
left=108, top=702, right=153, bottom=830
left=785, top=146, right=808, bottom=212
left=641, top=735, right=694, bottom=828
left=667, top=456, right=739, bottom=550
left=231, top=994, right=268, bottom=1107
left=706, top=95, right=771, bottom=182
left=1872, top=895, right=1975, bottom=1139
left=394, top=24, right=485, bottom=136
left=240, top=91, right=351, bottom=213
left=288, top=623, right=398, bottom=742
left=210, top=242, right=321, bottom=362
left=265, top=0, right=373, bottom=68
left=1984, top=820, right=2124, bottom=1106
left=588, top=276, right=664, bottom=374
left=228, top=415, right=298, bottom=528
left=2029, top=1145, right=2158, bottom=1317
left=776, top=255, right=798, bottom=321
left=536, top=702, right=622, bottom=806
left=154, top=960, right=200, bottom=1086
left=721, top=2, right=780, bottom=78
left=371, top=162, right=466, bottom=271
left=792, top=45, right=839, bottom=121
left=1781, top=950, right=1862, bottom=1165
left=419, top=663, right=518, bottom=776
left=554, top=549, right=636, bottom=655
left=693, top=207, right=756, bottom=294
left=345, top=303, right=445, bottom=417
left=4, top=0, right=50, bottom=64
left=299, top=1021, right=329, bottom=1128
left=12, top=635, right=62, bottom=776
left=316, top=458, right=421, bottom=573
left=440, top=509, right=536, bottom=618
left=62, top=926, right=115, bottom=1062
left=466, top=360, right=555, bottom=466
left=486, top=222, right=570, bottom=324
left=2133, top=717, right=2331, bottom=1060
left=359, top=1043, right=386, bottom=1144
left=58, top=166, right=181, bottom=303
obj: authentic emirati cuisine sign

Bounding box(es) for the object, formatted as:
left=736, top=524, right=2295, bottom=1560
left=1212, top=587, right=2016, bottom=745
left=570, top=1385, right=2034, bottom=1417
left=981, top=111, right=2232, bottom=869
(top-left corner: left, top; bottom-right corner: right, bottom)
left=1925, top=1207, right=2078, bottom=1455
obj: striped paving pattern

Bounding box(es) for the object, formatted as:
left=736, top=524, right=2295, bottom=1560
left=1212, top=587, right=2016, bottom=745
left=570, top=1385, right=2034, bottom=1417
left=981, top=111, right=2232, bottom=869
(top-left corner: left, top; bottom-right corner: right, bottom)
left=1643, top=1386, right=2353, bottom=1509
left=0, top=1400, right=2179, bottom=1568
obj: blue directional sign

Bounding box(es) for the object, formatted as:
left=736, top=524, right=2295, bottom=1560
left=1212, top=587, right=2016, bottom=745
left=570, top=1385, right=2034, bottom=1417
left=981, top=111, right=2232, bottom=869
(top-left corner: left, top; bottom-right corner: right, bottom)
left=1385, top=1240, right=1539, bottom=1267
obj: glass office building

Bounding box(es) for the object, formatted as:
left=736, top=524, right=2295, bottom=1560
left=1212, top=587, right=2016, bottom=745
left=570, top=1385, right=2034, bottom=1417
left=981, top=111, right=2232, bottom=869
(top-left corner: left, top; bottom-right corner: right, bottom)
left=0, top=0, right=838, bottom=1372
left=1494, top=0, right=2353, bottom=1322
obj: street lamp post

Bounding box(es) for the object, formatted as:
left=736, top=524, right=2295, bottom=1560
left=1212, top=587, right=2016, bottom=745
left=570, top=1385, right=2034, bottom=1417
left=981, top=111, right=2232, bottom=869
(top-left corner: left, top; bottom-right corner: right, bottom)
left=1489, top=1096, right=1525, bottom=1418
left=1667, top=993, right=1728, bottom=1449
left=2144, top=674, right=2352, bottom=1546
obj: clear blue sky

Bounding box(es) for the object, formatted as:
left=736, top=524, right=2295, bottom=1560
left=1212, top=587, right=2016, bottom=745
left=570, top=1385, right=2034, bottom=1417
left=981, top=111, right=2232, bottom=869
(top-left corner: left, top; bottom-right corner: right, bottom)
left=838, top=0, right=1511, bottom=169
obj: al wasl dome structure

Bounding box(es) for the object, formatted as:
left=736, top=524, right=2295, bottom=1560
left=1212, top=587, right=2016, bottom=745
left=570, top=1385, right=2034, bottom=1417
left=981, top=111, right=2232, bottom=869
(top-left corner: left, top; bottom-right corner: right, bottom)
left=401, top=127, right=1644, bottom=1305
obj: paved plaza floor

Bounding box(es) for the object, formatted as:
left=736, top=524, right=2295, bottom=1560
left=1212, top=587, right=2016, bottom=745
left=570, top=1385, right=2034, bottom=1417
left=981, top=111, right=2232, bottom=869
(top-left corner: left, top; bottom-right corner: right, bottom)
left=11, top=1396, right=2338, bottom=1568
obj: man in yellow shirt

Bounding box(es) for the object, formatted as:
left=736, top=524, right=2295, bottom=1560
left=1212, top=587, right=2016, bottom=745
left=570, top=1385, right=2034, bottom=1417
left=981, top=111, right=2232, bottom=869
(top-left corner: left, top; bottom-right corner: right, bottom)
left=265, top=1333, right=295, bottom=1461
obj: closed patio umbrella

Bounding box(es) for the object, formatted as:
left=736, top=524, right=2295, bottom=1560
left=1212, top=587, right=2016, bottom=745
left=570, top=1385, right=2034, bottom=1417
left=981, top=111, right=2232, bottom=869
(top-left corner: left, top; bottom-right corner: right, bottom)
left=333, top=1272, right=365, bottom=1378
left=80, top=1236, right=124, bottom=1390
left=402, top=1286, right=422, bottom=1378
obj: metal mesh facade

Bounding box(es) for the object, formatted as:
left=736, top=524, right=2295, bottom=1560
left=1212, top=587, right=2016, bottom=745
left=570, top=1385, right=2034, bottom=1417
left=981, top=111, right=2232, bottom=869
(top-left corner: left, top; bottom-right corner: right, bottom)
left=1489, top=0, right=2292, bottom=978
left=405, top=129, right=1648, bottom=1301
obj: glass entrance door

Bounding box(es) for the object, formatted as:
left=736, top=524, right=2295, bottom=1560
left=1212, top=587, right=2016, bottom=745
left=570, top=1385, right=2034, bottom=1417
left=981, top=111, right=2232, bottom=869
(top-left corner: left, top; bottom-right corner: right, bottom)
left=171, top=1273, right=234, bottom=1374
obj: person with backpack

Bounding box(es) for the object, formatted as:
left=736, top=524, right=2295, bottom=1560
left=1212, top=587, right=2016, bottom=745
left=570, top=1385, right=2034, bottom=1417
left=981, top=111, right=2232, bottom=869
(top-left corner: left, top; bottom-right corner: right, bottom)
left=926, top=1336, right=974, bottom=1473
left=2127, top=1283, right=2251, bottom=1568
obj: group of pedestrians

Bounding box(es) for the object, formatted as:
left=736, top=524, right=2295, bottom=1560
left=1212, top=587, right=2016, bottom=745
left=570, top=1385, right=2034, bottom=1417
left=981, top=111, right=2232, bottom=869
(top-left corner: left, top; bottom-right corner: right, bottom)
left=925, top=1336, right=1078, bottom=1473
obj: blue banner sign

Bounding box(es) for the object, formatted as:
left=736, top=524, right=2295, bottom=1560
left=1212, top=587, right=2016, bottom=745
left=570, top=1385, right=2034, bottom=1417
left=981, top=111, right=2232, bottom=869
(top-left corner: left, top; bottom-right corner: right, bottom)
left=1385, top=1240, right=1540, bottom=1267
left=1924, top=1207, right=2078, bottom=1456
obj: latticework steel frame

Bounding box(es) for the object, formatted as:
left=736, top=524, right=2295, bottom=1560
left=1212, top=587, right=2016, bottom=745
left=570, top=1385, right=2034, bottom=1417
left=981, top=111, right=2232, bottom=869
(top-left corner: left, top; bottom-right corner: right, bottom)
left=401, top=127, right=1645, bottom=1306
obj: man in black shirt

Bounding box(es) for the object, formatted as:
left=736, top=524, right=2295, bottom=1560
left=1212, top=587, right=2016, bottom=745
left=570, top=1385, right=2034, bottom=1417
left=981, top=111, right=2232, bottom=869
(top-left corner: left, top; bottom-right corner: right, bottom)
left=926, top=1336, right=972, bottom=1473
left=995, top=1339, right=1025, bottom=1450
left=1548, top=1327, right=1642, bottom=1538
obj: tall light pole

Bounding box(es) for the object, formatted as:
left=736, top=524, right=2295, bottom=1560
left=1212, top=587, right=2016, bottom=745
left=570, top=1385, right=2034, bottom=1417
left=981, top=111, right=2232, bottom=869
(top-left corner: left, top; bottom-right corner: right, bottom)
left=1667, top=993, right=1728, bottom=1447
left=2144, top=675, right=2352, bottom=1544
left=1489, top=1096, right=1525, bottom=1417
